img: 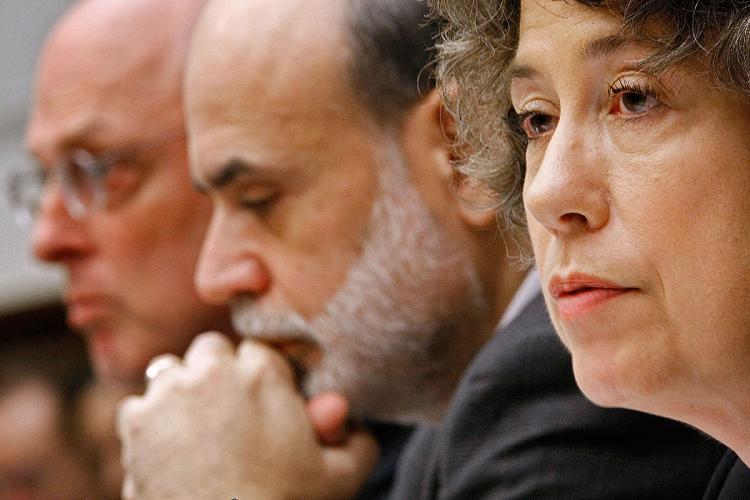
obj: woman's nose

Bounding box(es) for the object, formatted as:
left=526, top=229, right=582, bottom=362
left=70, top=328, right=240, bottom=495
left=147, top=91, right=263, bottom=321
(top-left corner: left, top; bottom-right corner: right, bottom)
left=523, top=122, right=610, bottom=237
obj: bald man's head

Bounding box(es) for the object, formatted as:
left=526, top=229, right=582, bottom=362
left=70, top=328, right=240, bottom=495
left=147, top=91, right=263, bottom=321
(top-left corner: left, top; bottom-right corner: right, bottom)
left=187, top=0, right=352, bottom=127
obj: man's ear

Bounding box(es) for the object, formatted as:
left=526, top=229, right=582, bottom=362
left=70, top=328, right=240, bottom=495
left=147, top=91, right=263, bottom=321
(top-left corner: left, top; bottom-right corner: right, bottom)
left=453, top=169, right=498, bottom=229
left=399, top=89, right=455, bottom=182
left=400, top=89, right=497, bottom=230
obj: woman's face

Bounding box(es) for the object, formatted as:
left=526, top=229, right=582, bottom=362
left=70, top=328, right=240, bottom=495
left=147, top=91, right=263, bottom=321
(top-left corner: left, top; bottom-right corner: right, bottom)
left=516, top=0, right=750, bottom=418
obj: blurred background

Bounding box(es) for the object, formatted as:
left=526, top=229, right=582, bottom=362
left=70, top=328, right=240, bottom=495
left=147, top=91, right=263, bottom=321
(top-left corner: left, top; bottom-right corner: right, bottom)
left=1, top=1, right=69, bottom=315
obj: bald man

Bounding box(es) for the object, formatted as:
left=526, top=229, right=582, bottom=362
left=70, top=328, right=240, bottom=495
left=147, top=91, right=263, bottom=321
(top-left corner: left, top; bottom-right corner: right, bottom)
left=24, top=0, right=233, bottom=387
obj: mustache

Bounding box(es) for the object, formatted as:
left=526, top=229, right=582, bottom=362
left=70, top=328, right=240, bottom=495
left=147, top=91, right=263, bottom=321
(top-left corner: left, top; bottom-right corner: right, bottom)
left=230, top=296, right=317, bottom=392
left=230, top=296, right=315, bottom=341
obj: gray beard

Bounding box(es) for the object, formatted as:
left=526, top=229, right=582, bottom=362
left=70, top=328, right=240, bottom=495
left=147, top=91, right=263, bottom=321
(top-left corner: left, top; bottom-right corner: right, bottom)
left=231, top=138, right=487, bottom=424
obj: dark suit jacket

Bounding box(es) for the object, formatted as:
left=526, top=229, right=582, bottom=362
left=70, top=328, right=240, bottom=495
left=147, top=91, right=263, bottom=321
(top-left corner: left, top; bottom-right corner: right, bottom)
left=390, top=293, right=726, bottom=499
left=357, top=421, right=414, bottom=500
left=703, top=451, right=750, bottom=499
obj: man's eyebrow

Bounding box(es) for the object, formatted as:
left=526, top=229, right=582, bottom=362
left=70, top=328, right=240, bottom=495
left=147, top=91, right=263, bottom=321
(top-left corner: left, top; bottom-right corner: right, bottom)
left=28, top=121, right=103, bottom=161
left=194, top=157, right=260, bottom=193
left=509, top=34, right=633, bottom=82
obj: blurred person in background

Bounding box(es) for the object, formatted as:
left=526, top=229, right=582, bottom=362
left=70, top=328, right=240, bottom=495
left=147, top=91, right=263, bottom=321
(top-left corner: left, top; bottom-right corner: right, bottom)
left=0, top=336, right=99, bottom=500
left=17, top=0, right=234, bottom=389
left=5, top=0, right=232, bottom=497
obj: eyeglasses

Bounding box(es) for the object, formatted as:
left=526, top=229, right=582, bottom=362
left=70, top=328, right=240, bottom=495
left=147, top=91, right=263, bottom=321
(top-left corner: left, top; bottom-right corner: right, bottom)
left=6, top=130, right=184, bottom=227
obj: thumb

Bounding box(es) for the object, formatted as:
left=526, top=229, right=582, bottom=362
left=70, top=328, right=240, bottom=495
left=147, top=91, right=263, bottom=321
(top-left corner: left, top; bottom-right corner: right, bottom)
left=320, top=428, right=380, bottom=499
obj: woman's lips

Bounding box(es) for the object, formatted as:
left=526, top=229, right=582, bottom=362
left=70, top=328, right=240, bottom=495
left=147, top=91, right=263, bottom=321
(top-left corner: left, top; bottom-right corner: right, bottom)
left=549, top=273, right=637, bottom=320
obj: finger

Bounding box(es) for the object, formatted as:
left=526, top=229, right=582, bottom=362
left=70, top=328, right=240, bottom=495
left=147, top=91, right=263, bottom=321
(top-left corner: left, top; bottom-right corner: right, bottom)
left=143, top=354, right=182, bottom=397
left=183, top=331, right=234, bottom=368
left=306, top=392, right=350, bottom=445
left=122, top=476, right=137, bottom=500
left=115, top=395, right=139, bottom=439
left=236, top=339, right=296, bottom=385
left=116, top=395, right=152, bottom=455
left=322, top=429, right=380, bottom=498
left=116, top=398, right=141, bottom=500
left=144, top=353, right=182, bottom=386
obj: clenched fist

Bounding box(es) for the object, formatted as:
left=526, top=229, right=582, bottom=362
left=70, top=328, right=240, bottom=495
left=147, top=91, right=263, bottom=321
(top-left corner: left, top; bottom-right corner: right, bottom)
left=117, top=333, right=379, bottom=499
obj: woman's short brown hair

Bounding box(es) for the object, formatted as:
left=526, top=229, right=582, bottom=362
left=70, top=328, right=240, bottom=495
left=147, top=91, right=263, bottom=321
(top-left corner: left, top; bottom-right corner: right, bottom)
left=430, top=0, right=750, bottom=243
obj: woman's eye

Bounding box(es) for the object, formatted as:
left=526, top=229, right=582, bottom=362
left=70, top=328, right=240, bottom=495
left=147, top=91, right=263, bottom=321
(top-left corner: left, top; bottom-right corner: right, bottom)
left=608, top=79, right=661, bottom=116
left=613, top=91, right=659, bottom=115
left=519, top=112, right=558, bottom=139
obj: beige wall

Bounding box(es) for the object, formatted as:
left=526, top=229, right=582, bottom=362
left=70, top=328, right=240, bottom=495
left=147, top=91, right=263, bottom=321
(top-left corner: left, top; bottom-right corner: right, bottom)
left=0, top=1, right=73, bottom=313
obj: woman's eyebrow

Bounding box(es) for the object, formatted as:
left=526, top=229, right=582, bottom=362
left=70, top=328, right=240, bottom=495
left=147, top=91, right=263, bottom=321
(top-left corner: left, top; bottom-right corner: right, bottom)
left=509, top=33, right=639, bottom=83
left=508, top=63, right=539, bottom=83
left=581, top=33, right=631, bottom=60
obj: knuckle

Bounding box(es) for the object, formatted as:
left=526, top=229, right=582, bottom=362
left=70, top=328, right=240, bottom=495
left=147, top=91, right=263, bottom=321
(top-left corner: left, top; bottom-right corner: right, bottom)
left=188, top=355, right=228, bottom=385
left=116, top=396, right=144, bottom=436
left=193, top=331, right=230, bottom=350
left=239, top=342, right=295, bottom=387
left=184, top=332, right=234, bottom=369
left=144, top=367, right=182, bottom=396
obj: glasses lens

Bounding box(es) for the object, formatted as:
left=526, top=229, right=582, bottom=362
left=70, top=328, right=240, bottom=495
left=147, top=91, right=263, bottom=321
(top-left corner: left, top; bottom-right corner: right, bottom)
left=60, top=150, right=108, bottom=218
left=7, top=169, right=44, bottom=227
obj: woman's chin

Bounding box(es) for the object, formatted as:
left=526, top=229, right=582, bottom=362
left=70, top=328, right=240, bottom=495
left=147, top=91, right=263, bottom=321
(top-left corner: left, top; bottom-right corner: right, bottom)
left=571, top=353, right=645, bottom=410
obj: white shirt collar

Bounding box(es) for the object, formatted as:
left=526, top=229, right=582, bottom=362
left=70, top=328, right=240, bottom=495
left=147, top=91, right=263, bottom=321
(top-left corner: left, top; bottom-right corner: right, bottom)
left=498, top=267, right=541, bottom=330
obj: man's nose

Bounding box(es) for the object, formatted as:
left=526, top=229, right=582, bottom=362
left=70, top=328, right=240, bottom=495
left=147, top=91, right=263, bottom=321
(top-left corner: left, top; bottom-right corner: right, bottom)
left=195, top=211, right=271, bottom=305
left=31, top=182, right=93, bottom=263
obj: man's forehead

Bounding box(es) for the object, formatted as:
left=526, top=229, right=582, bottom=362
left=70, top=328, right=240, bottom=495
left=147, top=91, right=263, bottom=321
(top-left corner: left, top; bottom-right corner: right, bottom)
left=29, top=1, right=188, bottom=155
left=188, top=0, right=355, bottom=118
left=193, top=0, right=346, bottom=71
left=39, top=9, right=171, bottom=89
left=29, top=56, right=179, bottom=156
left=35, top=0, right=200, bottom=107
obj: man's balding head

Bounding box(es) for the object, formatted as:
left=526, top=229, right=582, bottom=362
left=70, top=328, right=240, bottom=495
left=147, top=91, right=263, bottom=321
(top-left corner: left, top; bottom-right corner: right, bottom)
left=189, top=0, right=437, bottom=130
left=30, top=0, right=207, bottom=146
left=186, top=0, right=517, bottom=423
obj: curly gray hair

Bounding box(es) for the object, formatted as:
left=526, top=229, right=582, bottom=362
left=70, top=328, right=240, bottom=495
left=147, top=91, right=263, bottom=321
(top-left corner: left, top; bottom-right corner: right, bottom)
left=429, top=0, right=750, bottom=243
